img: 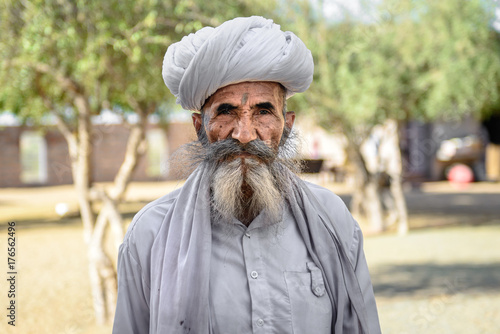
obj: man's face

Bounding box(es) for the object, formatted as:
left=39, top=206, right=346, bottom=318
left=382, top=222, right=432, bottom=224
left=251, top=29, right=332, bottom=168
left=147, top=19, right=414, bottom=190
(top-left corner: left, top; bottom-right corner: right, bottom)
left=190, top=82, right=296, bottom=225
left=192, top=81, right=295, bottom=153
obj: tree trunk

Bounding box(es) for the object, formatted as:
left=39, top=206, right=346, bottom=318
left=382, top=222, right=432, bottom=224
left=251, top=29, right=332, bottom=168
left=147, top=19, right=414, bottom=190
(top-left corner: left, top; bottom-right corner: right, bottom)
left=86, top=103, right=150, bottom=324
left=74, top=94, right=95, bottom=244
left=347, top=136, right=386, bottom=233
left=88, top=200, right=119, bottom=324
left=363, top=175, right=385, bottom=233
left=390, top=174, right=409, bottom=235
left=346, top=120, right=409, bottom=235
left=382, top=120, right=409, bottom=235
left=70, top=94, right=114, bottom=324
left=349, top=168, right=364, bottom=219
left=105, top=102, right=149, bottom=247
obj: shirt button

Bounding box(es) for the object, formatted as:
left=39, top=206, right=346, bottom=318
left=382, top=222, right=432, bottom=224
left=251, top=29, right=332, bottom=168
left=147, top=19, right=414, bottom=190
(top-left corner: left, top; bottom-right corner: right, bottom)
left=256, top=319, right=264, bottom=327
left=250, top=271, right=259, bottom=279
left=245, top=232, right=251, bottom=238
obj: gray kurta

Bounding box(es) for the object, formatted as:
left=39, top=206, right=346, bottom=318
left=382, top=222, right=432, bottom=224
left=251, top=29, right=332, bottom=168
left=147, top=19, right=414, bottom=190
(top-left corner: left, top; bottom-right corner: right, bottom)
left=113, top=166, right=380, bottom=334
left=210, top=204, right=332, bottom=333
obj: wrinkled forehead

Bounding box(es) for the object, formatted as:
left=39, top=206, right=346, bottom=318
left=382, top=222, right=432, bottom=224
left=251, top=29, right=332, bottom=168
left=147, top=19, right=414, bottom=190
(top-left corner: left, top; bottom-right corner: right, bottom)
left=201, top=81, right=286, bottom=113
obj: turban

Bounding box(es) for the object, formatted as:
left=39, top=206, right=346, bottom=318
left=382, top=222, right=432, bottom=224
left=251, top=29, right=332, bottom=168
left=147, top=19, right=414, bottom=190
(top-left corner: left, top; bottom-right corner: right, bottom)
left=162, top=16, right=314, bottom=111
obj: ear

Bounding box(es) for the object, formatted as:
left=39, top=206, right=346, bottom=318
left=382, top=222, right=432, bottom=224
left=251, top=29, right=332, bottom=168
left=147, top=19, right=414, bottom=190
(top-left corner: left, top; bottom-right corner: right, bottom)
left=192, top=113, right=202, bottom=133
left=285, top=111, right=295, bottom=130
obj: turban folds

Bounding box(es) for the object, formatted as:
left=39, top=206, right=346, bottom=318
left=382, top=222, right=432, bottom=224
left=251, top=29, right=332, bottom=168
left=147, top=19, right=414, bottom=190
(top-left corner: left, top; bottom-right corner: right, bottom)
left=162, top=16, right=314, bottom=111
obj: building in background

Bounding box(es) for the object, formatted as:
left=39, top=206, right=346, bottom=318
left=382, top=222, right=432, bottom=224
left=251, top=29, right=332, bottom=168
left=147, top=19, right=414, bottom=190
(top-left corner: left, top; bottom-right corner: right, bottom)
left=0, top=111, right=196, bottom=187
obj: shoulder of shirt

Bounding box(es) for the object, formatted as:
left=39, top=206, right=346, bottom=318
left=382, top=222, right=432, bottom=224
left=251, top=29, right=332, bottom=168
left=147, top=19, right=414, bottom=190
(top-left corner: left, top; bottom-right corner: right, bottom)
left=303, top=181, right=347, bottom=210
left=123, top=186, right=183, bottom=247
left=302, top=181, right=360, bottom=254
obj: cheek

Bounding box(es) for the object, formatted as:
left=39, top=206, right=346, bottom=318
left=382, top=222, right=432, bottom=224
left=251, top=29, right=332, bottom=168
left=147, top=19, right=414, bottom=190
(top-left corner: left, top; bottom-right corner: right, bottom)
left=257, top=120, right=285, bottom=145
left=206, top=121, right=231, bottom=142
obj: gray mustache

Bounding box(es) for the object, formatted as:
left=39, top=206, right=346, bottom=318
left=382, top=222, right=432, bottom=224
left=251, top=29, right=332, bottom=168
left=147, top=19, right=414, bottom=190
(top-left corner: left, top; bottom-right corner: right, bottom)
left=204, top=139, right=275, bottom=163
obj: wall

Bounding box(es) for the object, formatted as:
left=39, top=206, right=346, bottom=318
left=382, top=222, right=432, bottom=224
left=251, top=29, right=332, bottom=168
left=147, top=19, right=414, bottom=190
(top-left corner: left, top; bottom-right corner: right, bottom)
left=0, top=123, right=196, bottom=188
left=0, top=127, right=22, bottom=187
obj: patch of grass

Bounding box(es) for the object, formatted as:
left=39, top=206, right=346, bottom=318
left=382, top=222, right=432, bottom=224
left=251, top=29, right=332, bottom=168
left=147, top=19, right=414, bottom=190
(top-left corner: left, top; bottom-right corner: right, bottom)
left=0, top=224, right=115, bottom=334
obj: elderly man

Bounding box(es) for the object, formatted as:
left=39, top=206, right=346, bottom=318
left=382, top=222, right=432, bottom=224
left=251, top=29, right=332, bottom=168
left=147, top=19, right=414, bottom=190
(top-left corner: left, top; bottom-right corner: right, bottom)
left=113, top=16, right=380, bottom=334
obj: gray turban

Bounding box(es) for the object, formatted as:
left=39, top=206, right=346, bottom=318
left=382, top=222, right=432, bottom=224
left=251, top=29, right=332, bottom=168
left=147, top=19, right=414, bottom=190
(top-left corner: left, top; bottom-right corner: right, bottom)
left=162, top=16, right=314, bottom=111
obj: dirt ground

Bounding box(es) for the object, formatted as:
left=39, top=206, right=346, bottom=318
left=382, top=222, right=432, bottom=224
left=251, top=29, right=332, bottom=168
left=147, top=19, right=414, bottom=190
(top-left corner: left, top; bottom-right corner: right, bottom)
left=367, top=225, right=500, bottom=333
left=0, top=180, right=499, bottom=333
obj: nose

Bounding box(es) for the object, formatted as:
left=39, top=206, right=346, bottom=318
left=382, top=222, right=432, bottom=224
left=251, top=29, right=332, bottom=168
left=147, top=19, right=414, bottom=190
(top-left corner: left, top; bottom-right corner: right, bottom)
left=231, top=117, right=257, bottom=144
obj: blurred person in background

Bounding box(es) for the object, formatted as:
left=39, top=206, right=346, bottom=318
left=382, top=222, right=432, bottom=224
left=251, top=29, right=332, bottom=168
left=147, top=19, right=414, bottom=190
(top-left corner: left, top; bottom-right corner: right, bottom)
left=113, top=16, right=380, bottom=334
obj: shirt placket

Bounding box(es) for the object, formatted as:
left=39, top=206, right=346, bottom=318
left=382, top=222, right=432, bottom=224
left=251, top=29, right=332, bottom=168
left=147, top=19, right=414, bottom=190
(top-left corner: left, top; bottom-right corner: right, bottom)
left=242, top=226, right=270, bottom=333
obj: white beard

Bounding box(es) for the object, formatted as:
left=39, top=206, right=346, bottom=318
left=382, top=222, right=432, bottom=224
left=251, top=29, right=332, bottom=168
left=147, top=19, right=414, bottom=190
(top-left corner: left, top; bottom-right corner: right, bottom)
left=210, top=157, right=283, bottom=225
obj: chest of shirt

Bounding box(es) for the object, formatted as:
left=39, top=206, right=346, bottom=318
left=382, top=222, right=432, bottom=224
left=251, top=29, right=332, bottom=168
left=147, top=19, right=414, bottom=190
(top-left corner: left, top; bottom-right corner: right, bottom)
left=209, top=209, right=332, bottom=334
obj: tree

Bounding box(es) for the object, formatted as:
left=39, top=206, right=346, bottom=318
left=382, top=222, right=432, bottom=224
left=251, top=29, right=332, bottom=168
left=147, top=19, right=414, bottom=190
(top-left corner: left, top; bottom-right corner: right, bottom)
left=285, top=0, right=500, bottom=234
left=0, top=0, right=279, bottom=324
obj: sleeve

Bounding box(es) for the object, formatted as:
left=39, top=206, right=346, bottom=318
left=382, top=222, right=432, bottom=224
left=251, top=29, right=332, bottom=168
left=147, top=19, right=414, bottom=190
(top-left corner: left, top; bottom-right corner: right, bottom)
left=349, top=221, right=382, bottom=334
left=112, top=242, right=150, bottom=334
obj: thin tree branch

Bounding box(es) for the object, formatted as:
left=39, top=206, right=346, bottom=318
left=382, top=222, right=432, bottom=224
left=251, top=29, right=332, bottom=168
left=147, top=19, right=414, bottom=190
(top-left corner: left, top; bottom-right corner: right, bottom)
left=17, top=60, right=84, bottom=95
left=109, top=101, right=152, bottom=201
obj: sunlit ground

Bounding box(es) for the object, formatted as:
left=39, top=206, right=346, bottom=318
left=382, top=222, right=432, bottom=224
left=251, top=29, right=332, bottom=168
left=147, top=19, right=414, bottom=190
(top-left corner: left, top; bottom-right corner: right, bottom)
left=0, top=180, right=499, bottom=333
left=367, top=225, right=500, bottom=333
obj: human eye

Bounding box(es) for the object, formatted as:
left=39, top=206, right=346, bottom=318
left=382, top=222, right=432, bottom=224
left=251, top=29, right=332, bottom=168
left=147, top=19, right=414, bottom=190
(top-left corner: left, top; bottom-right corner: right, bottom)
left=255, top=102, right=275, bottom=116
left=216, top=104, right=235, bottom=116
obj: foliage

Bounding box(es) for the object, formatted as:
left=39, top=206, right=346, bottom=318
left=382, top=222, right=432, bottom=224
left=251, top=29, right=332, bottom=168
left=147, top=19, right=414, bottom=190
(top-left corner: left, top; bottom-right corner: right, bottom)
left=285, top=0, right=500, bottom=136
left=0, top=0, right=279, bottom=121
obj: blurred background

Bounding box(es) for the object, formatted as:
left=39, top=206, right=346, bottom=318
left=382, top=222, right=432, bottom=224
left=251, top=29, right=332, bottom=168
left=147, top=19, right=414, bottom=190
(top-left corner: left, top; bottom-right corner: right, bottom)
left=1, top=0, right=500, bottom=333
